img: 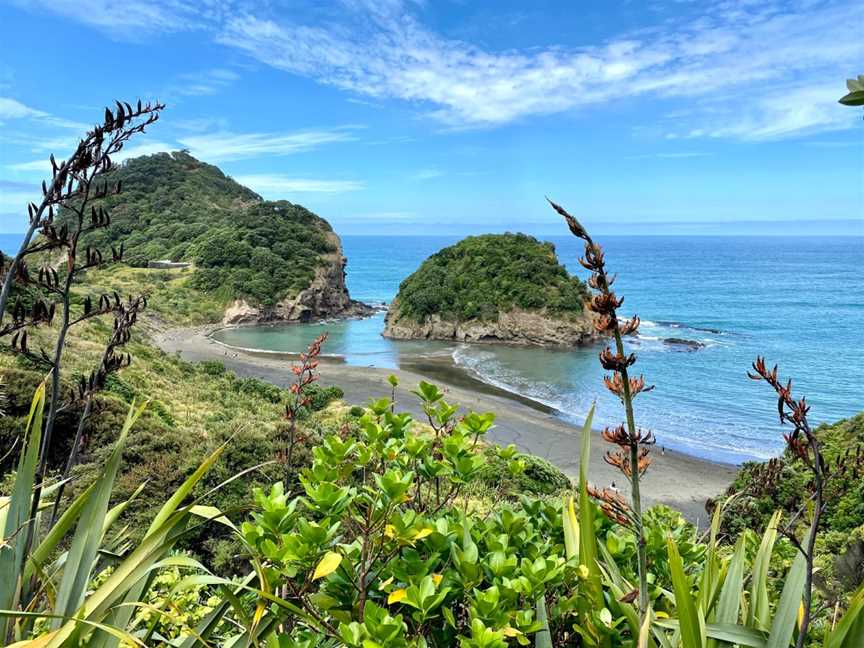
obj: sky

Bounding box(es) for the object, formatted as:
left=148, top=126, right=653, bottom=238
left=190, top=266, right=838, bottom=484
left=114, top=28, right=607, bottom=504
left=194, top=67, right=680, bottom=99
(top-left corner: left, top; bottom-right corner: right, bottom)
left=0, top=0, right=862, bottom=236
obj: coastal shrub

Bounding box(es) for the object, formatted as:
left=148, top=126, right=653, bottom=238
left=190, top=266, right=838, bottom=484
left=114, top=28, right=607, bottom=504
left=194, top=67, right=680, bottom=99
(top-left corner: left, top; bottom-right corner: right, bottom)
left=198, top=359, right=227, bottom=376
left=104, top=373, right=137, bottom=402
left=394, top=233, right=589, bottom=323
left=0, top=387, right=247, bottom=647
left=302, top=382, right=344, bottom=412
left=476, top=446, right=571, bottom=496
left=4, top=377, right=862, bottom=646
left=230, top=374, right=284, bottom=403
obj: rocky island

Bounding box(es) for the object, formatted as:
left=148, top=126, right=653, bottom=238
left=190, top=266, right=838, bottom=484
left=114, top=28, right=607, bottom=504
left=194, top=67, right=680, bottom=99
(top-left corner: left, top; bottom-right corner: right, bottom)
left=384, top=233, right=597, bottom=347
left=66, top=151, right=370, bottom=325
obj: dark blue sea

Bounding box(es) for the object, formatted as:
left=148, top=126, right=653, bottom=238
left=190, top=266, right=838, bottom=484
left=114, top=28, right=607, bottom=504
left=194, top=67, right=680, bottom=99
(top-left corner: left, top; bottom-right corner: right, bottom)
left=5, top=233, right=860, bottom=463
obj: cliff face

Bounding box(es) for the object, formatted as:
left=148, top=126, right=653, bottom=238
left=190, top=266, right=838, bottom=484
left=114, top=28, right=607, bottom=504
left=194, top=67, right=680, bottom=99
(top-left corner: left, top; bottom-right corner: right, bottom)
left=223, top=232, right=372, bottom=325
left=384, top=300, right=597, bottom=347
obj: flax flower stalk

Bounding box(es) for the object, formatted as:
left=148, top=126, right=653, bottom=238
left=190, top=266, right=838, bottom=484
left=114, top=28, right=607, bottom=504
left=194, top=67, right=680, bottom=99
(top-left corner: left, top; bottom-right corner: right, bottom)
left=748, top=357, right=825, bottom=648
left=548, top=198, right=654, bottom=620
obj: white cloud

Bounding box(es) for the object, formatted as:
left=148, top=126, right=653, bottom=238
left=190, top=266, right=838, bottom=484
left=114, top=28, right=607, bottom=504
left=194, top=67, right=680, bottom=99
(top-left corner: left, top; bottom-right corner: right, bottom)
left=114, top=141, right=175, bottom=162
left=0, top=96, right=87, bottom=129
left=411, top=168, right=443, bottom=180
left=0, top=97, right=40, bottom=119
left=692, top=83, right=857, bottom=140
left=233, top=174, right=364, bottom=196
left=215, top=0, right=861, bottom=137
left=171, top=68, right=242, bottom=97
left=17, top=0, right=863, bottom=139
left=12, top=0, right=199, bottom=36
left=177, top=128, right=361, bottom=162
left=6, top=141, right=174, bottom=174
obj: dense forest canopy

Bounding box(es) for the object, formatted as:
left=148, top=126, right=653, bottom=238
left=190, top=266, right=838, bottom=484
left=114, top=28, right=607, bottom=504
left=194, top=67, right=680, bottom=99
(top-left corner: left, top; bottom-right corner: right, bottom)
left=61, top=151, right=336, bottom=306
left=394, top=233, right=590, bottom=322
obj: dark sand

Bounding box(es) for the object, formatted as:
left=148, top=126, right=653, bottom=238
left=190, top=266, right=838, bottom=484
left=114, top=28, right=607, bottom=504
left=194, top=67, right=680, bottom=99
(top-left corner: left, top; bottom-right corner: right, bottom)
left=152, top=324, right=739, bottom=524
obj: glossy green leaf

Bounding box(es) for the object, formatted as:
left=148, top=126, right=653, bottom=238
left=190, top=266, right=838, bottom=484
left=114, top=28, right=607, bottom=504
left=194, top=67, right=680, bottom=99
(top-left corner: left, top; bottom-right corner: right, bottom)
left=667, top=535, right=702, bottom=648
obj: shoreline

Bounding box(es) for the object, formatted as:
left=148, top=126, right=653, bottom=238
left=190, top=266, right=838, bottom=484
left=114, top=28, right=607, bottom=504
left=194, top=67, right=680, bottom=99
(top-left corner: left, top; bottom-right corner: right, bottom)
left=151, top=322, right=739, bottom=524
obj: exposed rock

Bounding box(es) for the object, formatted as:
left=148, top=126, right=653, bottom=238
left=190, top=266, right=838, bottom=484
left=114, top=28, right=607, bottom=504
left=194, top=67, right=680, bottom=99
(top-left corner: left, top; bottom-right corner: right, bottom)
left=384, top=301, right=597, bottom=348
left=223, top=232, right=372, bottom=325
left=662, top=337, right=705, bottom=351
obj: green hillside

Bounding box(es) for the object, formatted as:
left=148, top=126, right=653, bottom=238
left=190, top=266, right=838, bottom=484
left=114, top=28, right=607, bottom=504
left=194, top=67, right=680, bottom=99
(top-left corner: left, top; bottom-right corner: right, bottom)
left=60, top=151, right=336, bottom=307
left=393, top=233, right=589, bottom=323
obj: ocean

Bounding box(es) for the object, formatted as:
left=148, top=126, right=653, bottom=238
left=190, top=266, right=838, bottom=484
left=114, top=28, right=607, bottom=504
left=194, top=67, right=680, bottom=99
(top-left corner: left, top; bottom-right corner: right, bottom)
left=214, top=235, right=864, bottom=464
left=3, top=233, right=861, bottom=464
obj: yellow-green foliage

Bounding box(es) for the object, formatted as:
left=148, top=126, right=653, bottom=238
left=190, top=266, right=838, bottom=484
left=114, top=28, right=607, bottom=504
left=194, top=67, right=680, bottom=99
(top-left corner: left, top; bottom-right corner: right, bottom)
left=83, top=264, right=229, bottom=325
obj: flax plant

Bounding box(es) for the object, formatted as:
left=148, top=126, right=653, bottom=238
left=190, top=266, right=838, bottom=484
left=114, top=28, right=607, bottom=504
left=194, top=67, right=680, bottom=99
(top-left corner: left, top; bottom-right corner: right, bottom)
left=748, top=357, right=828, bottom=648
left=0, top=100, right=163, bottom=553
left=548, top=198, right=655, bottom=620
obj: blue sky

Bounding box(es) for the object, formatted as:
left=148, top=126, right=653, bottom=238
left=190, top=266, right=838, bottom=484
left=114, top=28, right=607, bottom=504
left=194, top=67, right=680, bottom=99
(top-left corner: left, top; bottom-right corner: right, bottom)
left=0, top=0, right=862, bottom=235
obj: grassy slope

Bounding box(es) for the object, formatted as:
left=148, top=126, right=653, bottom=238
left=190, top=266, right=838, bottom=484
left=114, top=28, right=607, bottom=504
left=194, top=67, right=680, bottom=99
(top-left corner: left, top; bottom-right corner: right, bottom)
left=83, top=264, right=228, bottom=325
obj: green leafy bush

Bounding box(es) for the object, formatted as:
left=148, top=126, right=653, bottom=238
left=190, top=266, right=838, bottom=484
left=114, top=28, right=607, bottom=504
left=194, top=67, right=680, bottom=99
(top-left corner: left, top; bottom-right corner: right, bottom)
left=476, top=447, right=571, bottom=496
left=393, top=233, right=589, bottom=323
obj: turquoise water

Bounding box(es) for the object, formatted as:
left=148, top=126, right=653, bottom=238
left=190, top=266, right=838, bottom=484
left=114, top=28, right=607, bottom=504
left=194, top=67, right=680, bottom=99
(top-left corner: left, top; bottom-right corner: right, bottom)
left=214, top=235, right=864, bottom=464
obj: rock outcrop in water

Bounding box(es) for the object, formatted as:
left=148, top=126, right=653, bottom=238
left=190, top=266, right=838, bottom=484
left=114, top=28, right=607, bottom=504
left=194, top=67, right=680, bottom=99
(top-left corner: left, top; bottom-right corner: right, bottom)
left=384, top=233, right=597, bottom=347
left=662, top=337, right=705, bottom=351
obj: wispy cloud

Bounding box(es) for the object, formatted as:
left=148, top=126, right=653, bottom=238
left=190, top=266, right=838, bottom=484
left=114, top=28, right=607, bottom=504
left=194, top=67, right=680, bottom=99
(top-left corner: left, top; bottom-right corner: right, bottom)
left=6, top=141, right=174, bottom=174
left=233, top=174, right=364, bottom=196
left=15, top=0, right=863, bottom=139
left=115, top=141, right=174, bottom=161
left=411, top=168, right=443, bottom=180
left=215, top=0, right=861, bottom=137
left=177, top=128, right=361, bottom=162
left=169, top=68, right=241, bottom=97
left=673, top=83, right=856, bottom=141
left=0, top=96, right=87, bottom=129
left=13, top=0, right=200, bottom=37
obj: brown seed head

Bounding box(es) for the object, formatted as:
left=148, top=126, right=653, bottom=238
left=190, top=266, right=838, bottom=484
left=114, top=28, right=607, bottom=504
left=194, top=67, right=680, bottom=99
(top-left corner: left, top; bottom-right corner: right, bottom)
left=547, top=198, right=590, bottom=241
left=599, top=347, right=637, bottom=372
left=589, top=292, right=624, bottom=315
left=602, top=424, right=629, bottom=446
left=587, top=484, right=633, bottom=527
left=619, top=316, right=641, bottom=336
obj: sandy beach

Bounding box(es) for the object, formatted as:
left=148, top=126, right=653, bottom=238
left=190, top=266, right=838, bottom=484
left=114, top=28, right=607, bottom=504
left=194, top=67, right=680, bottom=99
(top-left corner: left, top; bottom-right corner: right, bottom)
left=152, top=324, right=739, bottom=524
